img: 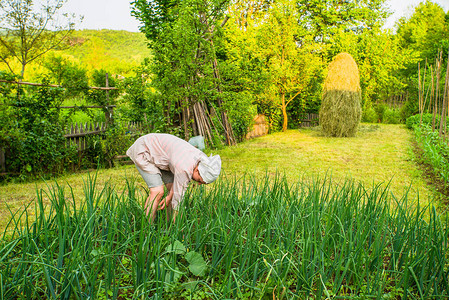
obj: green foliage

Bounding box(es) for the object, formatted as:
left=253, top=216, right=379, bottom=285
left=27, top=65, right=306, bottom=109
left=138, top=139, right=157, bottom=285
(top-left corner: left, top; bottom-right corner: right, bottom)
left=394, top=1, right=448, bottom=117
left=396, top=1, right=449, bottom=68
left=1, top=174, right=448, bottom=298
left=405, top=113, right=445, bottom=130
left=116, top=60, right=165, bottom=131
left=78, top=125, right=137, bottom=170
left=382, top=108, right=401, bottom=124
left=413, top=124, right=449, bottom=183
left=362, top=107, right=379, bottom=123
left=225, top=0, right=325, bottom=132
left=43, top=54, right=90, bottom=98
left=221, top=90, right=256, bottom=142
left=297, top=0, right=389, bottom=40
left=0, top=65, right=142, bottom=180
left=88, top=69, right=120, bottom=106
left=2, top=79, right=74, bottom=177
left=400, top=95, right=419, bottom=121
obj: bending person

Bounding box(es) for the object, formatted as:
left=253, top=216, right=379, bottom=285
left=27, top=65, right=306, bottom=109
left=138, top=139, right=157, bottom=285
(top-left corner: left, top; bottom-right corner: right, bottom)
left=126, top=133, right=221, bottom=222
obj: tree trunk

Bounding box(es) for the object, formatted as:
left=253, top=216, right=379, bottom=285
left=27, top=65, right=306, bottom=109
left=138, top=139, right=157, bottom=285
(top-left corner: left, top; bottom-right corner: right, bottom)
left=282, top=93, right=288, bottom=131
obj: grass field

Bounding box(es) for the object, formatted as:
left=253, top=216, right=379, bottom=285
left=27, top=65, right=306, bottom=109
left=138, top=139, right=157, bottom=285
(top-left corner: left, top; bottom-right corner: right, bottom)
left=220, top=124, right=433, bottom=202
left=0, top=124, right=442, bottom=232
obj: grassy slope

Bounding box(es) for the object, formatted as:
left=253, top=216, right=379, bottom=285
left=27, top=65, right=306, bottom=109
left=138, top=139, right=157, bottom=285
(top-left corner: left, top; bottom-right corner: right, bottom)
left=0, top=124, right=441, bottom=231
left=0, top=29, right=151, bottom=80
left=63, top=29, right=151, bottom=67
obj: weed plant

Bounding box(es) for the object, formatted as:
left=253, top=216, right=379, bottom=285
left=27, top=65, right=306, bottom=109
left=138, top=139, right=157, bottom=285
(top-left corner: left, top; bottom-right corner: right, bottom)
left=1, top=173, right=448, bottom=299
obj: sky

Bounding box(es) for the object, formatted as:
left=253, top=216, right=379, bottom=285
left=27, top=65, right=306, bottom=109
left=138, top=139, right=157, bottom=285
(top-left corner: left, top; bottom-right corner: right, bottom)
left=51, top=0, right=449, bottom=32
left=384, top=0, right=449, bottom=28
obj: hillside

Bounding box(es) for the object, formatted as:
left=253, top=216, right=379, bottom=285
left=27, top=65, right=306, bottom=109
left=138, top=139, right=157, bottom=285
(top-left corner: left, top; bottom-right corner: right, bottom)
left=0, top=29, right=152, bottom=79
left=64, top=29, right=151, bottom=67
left=33, top=29, right=153, bottom=79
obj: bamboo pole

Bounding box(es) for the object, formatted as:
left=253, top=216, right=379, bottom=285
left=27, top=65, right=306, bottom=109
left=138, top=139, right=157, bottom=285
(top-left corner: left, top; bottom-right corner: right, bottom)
left=435, top=53, right=442, bottom=131
left=419, top=62, right=422, bottom=124
left=422, top=59, right=428, bottom=114
left=192, top=102, right=204, bottom=138
left=443, top=52, right=449, bottom=142
left=431, top=66, right=436, bottom=130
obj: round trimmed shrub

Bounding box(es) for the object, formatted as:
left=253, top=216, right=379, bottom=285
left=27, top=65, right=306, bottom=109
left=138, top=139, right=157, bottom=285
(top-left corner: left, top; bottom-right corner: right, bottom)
left=319, top=53, right=362, bottom=137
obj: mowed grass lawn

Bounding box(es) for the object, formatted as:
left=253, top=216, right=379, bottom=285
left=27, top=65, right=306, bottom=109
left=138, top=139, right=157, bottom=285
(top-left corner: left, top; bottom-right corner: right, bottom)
left=0, top=123, right=442, bottom=232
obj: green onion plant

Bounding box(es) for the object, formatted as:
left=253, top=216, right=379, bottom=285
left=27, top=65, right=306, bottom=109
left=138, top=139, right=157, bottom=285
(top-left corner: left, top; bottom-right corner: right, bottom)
left=0, top=172, right=447, bottom=299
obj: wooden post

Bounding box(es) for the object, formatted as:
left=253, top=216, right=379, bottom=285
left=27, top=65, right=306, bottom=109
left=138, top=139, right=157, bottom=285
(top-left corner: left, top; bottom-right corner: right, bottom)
left=0, top=148, right=5, bottom=172
left=105, top=73, right=114, bottom=126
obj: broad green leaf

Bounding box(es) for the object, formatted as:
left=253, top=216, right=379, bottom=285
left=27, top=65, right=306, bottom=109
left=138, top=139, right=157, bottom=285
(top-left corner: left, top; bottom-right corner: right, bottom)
left=165, top=240, right=186, bottom=255
left=185, top=251, right=207, bottom=277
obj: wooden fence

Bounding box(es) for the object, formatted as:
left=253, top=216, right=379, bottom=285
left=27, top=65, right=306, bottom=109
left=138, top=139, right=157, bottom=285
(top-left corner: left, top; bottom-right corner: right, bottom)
left=64, top=121, right=146, bottom=152
left=64, top=122, right=107, bottom=152
left=298, top=113, right=319, bottom=128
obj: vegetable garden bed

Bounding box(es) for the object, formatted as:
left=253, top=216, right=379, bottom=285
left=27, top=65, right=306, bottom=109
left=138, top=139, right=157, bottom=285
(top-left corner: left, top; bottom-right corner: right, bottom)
left=1, top=173, right=447, bottom=299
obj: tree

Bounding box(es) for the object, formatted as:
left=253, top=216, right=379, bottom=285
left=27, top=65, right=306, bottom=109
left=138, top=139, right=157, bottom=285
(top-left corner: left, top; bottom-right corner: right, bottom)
left=43, top=53, right=89, bottom=97
left=0, top=0, right=79, bottom=78
left=258, top=0, right=322, bottom=131
left=132, top=0, right=239, bottom=145
left=296, top=0, right=390, bottom=43
left=396, top=0, right=448, bottom=67
left=224, top=0, right=323, bottom=131
left=393, top=1, right=448, bottom=120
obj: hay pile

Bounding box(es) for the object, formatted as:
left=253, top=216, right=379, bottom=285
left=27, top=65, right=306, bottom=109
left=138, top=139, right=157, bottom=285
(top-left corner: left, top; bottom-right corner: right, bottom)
left=319, top=53, right=362, bottom=137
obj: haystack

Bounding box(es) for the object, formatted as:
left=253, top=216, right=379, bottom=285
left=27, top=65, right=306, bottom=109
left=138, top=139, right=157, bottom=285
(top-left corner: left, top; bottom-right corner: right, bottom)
left=319, top=53, right=362, bottom=137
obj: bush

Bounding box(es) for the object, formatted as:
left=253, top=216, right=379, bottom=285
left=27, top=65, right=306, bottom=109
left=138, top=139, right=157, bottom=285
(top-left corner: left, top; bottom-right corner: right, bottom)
left=406, top=113, right=442, bottom=129
left=4, top=81, right=75, bottom=178
left=319, top=53, right=362, bottom=137
left=374, top=103, right=386, bottom=122
left=362, top=107, right=378, bottom=123
left=383, top=108, right=401, bottom=124
left=400, top=98, right=418, bottom=121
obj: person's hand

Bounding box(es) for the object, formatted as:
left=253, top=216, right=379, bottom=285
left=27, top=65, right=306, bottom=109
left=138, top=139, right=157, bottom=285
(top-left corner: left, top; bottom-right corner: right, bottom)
left=158, top=197, right=170, bottom=210
left=158, top=192, right=173, bottom=210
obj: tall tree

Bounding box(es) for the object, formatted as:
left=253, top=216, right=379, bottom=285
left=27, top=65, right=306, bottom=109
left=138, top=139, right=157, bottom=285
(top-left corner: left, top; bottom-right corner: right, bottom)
left=257, top=0, right=322, bottom=131
left=296, top=0, right=390, bottom=43
left=225, top=0, right=323, bottom=131
left=132, top=0, right=238, bottom=145
left=0, top=0, right=79, bottom=78
left=396, top=0, right=448, bottom=69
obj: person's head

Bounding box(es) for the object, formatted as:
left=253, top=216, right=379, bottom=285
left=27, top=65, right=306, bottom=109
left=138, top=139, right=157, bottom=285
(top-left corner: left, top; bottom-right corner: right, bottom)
left=193, top=154, right=221, bottom=185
